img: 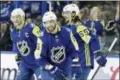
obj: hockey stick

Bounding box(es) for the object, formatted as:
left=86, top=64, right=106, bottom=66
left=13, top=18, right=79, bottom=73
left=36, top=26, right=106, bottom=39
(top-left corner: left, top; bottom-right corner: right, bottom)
left=91, top=37, right=118, bottom=80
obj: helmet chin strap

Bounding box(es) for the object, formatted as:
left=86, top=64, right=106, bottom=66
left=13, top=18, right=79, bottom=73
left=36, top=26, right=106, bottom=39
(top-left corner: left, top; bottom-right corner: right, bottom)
left=72, top=15, right=76, bottom=20
left=67, top=14, right=76, bottom=25
left=67, top=18, right=74, bottom=25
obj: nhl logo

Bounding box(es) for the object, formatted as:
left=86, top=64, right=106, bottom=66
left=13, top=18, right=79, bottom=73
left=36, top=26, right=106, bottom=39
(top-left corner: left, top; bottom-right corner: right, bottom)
left=51, top=46, right=66, bottom=63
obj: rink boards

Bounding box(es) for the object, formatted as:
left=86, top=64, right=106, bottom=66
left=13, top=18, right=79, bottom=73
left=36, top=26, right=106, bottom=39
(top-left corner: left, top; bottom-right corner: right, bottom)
left=1, top=51, right=119, bottom=80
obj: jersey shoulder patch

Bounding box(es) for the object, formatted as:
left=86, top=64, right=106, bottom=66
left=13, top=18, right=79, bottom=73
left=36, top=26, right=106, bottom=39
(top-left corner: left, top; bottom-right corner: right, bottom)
left=32, top=26, right=41, bottom=37
left=27, top=23, right=41, bottom=37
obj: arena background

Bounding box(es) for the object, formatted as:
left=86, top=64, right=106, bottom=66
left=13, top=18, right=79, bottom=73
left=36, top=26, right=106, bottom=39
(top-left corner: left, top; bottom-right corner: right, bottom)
left=0, top=1, right=119, bottom=80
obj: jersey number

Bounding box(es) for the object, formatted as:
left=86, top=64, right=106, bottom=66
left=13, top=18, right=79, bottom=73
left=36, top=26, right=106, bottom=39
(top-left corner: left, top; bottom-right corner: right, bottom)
left=79, top=29, right=89, bottom=37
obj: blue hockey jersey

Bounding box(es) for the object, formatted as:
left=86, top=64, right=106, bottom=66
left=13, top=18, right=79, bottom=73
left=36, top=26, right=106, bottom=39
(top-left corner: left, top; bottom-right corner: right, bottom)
left=64, top=24, right=100, bottom=68
left=10, top=23, right=41, bottom=69
left=35, top=26, right=79, bottom=76
left=85, top=19, right=104, bottom=36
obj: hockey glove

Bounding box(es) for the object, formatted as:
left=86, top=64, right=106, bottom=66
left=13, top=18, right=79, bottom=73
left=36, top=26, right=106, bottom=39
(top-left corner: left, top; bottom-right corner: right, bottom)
left=45, top=64, right=64, bottom=78
left=95, top=51, right=107, bottom=67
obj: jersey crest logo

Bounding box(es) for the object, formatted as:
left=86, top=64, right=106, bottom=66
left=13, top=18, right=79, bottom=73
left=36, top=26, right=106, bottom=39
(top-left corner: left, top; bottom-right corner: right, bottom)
left=51, top=46, right=65, bottom=63
left=17, top=40, right=30, bottom=56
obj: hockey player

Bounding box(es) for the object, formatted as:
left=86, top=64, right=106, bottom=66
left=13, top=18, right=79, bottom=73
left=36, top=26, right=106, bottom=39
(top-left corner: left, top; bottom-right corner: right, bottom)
left=10, top=8, right=42, bottom=80
left=35, top=11, right=79, bottom=80
left=62, top=4, right=107, bottom=80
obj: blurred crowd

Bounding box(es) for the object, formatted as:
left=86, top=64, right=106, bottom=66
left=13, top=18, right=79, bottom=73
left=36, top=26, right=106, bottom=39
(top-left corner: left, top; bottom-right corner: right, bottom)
left=0, top=1, right=119, bottom=55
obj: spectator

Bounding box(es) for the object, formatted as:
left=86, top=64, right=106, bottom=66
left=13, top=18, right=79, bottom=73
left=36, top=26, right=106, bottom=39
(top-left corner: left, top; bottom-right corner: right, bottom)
left=85, top=6, right=105, bottom=49
left=80, top=6, right=90, bottom=23
left=104, top=1, right=120, bottom=54
left=0, top=1, right=14, bottom=22
left=0, top=21, right=12, bottom=51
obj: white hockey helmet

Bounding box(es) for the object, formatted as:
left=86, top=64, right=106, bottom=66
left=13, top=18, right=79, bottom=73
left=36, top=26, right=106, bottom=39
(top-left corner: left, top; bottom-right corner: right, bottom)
left=63, top=4, right=72, bottom=13
left=11, top=8, right=25, bottom=30
left=42, top=11, right=57, bottom=23
left=11, top=8, right=25, bottom=17
left=70, top=3, right=80, bottom=16
left=63, top=3, right=80, bottom=16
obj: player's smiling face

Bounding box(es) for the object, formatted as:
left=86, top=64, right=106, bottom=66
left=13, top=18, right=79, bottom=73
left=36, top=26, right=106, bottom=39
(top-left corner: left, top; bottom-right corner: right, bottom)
left=11, top=15, right=25, bottom=30
left=44, top=20, right=56, bottom=33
